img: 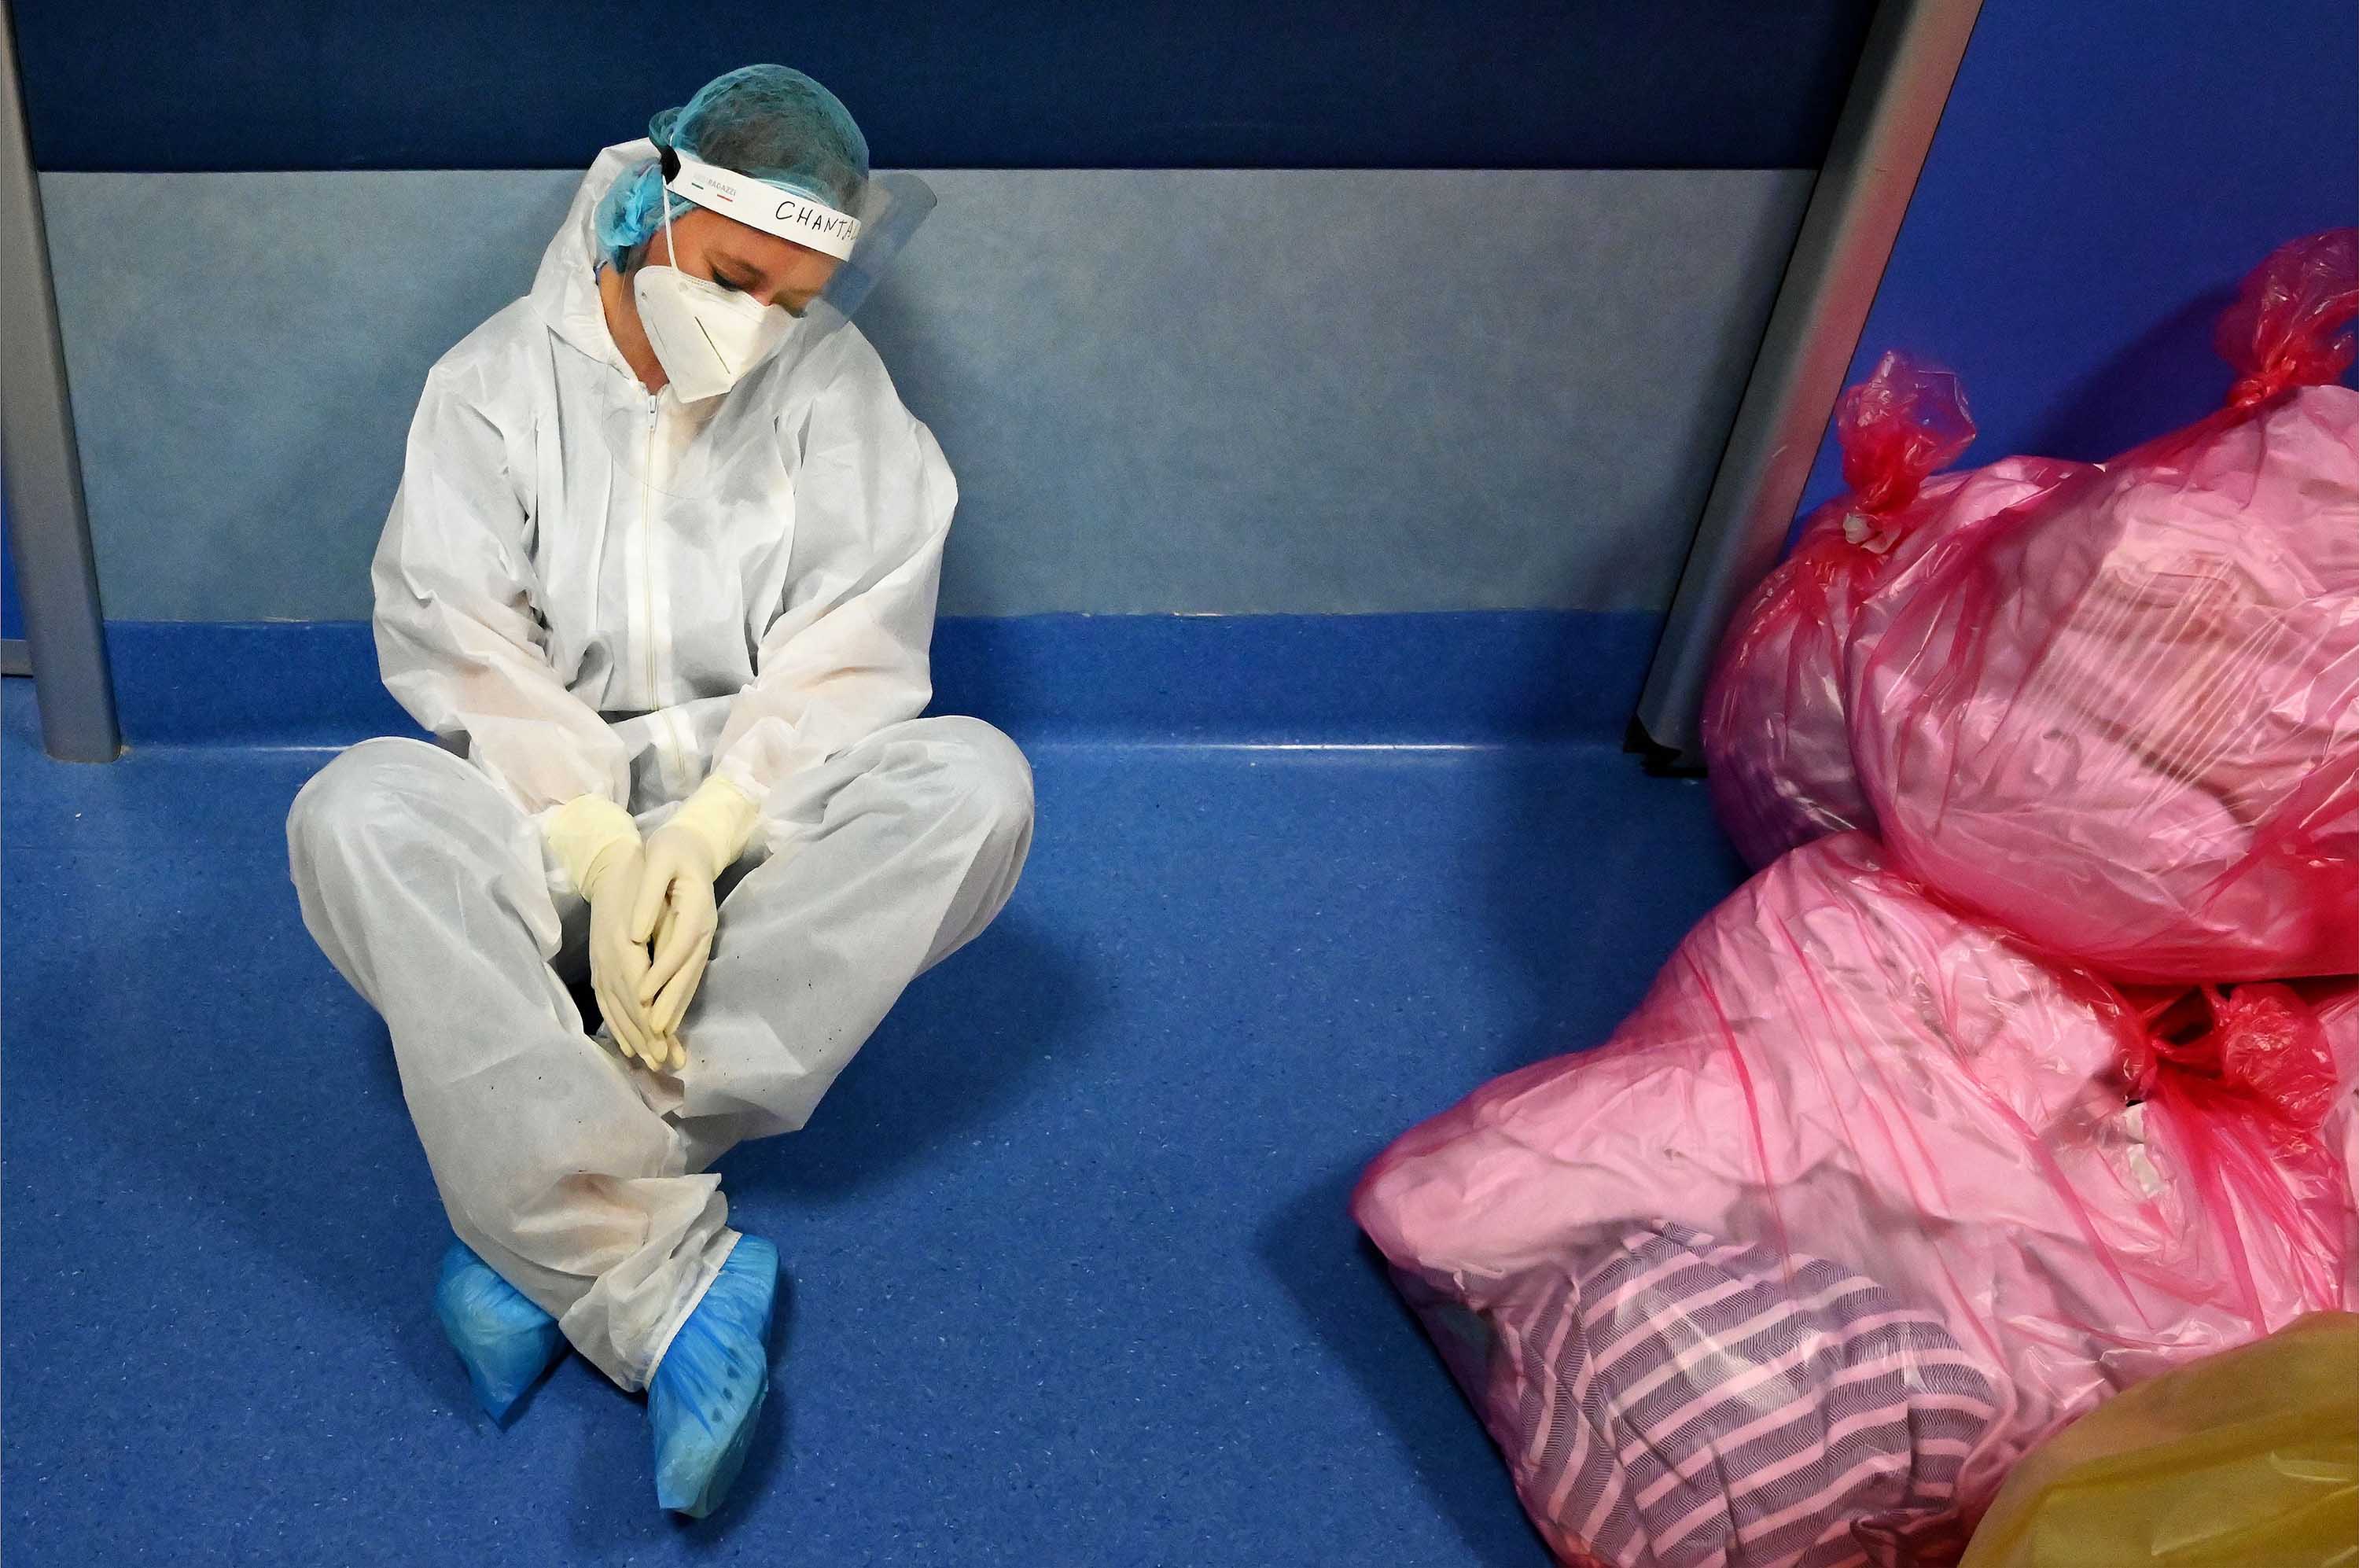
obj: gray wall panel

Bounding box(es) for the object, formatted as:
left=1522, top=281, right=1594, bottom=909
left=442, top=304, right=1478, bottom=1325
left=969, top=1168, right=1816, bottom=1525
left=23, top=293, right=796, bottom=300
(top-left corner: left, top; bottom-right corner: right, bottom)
left=44, top=168, right=1806, bottom=620
left=46, top=170, right=579, bottom=624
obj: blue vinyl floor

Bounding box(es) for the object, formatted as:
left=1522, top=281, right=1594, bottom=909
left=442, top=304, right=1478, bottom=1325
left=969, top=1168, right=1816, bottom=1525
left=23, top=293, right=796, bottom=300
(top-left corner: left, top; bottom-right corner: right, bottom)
left=1, top=680, right=1743, bottom=1566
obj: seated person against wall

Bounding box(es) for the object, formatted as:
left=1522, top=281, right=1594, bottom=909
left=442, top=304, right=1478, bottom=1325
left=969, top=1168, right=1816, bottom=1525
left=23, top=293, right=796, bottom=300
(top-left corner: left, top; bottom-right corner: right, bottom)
left=287, top=64, right=1032, bottom=1517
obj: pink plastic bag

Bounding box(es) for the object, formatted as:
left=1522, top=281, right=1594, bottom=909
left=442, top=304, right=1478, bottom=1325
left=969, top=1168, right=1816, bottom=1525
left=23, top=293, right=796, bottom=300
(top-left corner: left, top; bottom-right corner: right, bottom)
left=1701, top=355, right=2086, bottom=868
left=1353, top=834, right=2356, bottom=1567
left=2128, top=981, right=2355, bottom=1136
left=1846, top=230, right=2359, bottom=983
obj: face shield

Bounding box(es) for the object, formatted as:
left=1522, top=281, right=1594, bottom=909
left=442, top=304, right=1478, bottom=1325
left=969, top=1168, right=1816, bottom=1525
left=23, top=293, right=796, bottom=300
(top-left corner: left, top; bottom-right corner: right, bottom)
left=600, top=159, right=937, bottom=499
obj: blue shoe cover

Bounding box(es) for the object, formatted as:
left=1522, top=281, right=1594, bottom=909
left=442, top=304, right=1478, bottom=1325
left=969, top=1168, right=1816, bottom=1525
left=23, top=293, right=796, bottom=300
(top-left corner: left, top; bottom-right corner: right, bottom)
left=434, top=1240, right=565, bottom=1424
left=650, top=1235, right=778, bottom=1518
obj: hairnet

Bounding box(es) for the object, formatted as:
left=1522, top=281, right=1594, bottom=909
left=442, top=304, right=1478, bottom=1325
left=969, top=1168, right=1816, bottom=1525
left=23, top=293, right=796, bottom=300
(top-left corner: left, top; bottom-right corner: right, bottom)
left=593, top=64, right=871, bottom=267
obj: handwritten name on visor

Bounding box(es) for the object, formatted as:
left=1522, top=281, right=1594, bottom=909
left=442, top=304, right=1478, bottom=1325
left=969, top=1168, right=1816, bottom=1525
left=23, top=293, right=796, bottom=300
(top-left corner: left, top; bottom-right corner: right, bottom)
left=663, top=153, right=863, bottom=261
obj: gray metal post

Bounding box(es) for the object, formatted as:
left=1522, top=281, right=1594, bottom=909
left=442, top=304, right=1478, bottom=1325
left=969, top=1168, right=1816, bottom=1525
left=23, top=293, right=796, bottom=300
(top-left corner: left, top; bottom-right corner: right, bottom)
left=1632, top=0, right=1983, bottom=767
left=0, top=0, right=120, bottom=760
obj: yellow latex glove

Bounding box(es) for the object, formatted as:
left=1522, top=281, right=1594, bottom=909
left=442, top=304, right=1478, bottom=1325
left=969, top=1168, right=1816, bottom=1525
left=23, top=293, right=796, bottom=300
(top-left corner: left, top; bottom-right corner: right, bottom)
left=547, top=795, right=675, bottom=1071
left=587, top=841, right=683, bottom=1071
left=630, top=776, right=759, bottom=1042
left=545, top=794, right=641, bottom=899
left=1961, top=1312, right=2359, bottom=1567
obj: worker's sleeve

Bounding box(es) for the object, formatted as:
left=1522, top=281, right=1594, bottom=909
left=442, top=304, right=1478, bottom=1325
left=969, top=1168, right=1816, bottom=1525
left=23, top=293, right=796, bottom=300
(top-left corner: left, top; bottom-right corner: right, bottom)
left=372, top=360, right=635, bottom=882
left=708, top=349, right=955, bottom=819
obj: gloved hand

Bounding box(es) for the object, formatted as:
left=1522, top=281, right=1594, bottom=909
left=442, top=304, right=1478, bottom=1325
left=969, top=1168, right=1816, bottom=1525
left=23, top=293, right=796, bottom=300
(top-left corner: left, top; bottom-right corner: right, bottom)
left=587, top=841, right=680, bottom=1072
left=547, top=794, right=675, bottom=1072
left=630, top=777, right=759, bottom=1045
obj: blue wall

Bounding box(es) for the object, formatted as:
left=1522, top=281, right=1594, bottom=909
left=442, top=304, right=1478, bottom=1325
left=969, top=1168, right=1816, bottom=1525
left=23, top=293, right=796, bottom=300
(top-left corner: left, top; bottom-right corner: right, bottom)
left=17, top=1, right=1871, bottom=171
left=1798, top=0, right=2359, bottom=513
left=2, top=487, right=20, bottom=643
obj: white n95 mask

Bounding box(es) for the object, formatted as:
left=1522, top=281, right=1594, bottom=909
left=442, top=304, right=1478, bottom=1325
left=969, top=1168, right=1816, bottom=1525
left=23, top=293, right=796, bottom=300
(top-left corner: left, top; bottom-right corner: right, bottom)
left=631, top=265, right=794, bottom=403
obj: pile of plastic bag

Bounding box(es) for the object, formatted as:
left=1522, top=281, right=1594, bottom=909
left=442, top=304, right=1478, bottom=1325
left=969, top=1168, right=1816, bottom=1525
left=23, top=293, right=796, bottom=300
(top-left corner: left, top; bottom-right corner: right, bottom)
left=1353, top=230, right=2359, bottom=1566
left=1357, top=835, right=2355, bottom=1566
left=1701, top=356, right=2089, bottom=867
left=1849, top=245, right=2359, bottom=981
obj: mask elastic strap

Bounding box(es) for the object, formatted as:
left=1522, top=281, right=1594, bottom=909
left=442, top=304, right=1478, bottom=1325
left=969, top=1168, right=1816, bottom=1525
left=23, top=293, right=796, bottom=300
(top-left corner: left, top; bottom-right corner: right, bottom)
left=655, top=145, right=682, bottom=269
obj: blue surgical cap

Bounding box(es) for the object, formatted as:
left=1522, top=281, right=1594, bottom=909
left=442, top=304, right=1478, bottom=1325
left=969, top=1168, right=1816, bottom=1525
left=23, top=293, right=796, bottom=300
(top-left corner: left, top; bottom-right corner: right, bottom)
left=594, top=64, right=871, bottom=267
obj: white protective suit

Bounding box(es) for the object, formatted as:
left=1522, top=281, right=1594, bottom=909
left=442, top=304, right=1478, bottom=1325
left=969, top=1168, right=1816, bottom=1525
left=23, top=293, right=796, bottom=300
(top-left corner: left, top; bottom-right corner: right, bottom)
left=288, top=143, right=1034, bottom=1391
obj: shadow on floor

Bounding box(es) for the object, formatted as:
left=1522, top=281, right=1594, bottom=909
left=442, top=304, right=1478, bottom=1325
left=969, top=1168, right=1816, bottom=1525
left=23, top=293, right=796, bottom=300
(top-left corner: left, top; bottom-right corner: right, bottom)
left=1475, top=605, right=1747, bottom=1085
left=1252, top=609, right=1747, bottom=1567
left=1257, top=1170, right=1548, bottom=1568
left=722, top=910, right=1108, bottom=1202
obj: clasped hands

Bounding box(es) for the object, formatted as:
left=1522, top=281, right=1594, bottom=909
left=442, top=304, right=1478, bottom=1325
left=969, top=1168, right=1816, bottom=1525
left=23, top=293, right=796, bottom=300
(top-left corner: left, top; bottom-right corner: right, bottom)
left=569, top=778, right=757, bottom=1074
left=587, top=825, right=723, bottom=1073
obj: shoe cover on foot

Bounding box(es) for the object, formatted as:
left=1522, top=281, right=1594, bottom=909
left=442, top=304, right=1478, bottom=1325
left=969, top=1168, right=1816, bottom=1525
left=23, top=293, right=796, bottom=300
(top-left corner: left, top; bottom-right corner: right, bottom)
left=650, top=1235, right=778, bottom=1518
left=434, top=1240, right=565, bottom=1424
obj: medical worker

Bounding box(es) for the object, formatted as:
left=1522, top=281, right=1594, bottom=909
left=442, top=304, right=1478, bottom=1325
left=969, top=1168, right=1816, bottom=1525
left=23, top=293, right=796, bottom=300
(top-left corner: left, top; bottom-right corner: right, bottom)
left=287, top=65, right=1032, bottom=1516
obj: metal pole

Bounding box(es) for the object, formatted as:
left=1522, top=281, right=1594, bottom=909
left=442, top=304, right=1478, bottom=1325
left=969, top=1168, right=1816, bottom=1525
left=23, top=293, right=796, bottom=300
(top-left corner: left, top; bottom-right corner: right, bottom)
left=0, top=0, right=120, bottom=760
left=1631, top=0, right=1983, bottom=767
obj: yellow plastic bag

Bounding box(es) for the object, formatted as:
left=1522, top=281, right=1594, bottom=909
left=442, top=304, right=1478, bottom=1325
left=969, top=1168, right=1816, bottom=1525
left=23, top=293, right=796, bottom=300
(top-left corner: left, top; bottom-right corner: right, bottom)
left=1962, top=1312, right=2359, bottom=1567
